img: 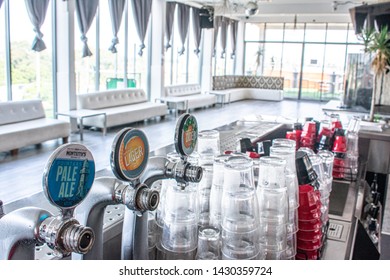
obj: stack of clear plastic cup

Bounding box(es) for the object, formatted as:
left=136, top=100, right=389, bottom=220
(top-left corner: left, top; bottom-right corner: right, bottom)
left=209, top=154, right=231, bottom=231
left=309, top=154, right=330, bottom=230
left=344, top=117, right=360, bottom=181
left=198, top=163, right=213, bottom=227
left=197, top=130, right=221, bottom=227
left=269, top=143, right=299, bottom=259
left=318, top=150, right=334, bottom=193
left=257, top=156, right=289, bottom=260
left=154, top=152, right=182, bottom=260
left=196, top=226, right=221, bottom=260
left=160, top=182, right=199, bottom=260
left=221, top=155, right=261, bottom=260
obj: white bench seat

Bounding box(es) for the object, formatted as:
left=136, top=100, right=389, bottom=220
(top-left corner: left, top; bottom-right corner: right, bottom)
left=0, top=99, right=70, bottom=154
left=162, top=84, right=216, bottom=113
left=77, top=88, right=168, bottom=130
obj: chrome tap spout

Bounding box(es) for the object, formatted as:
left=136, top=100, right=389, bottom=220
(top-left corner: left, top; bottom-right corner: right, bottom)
left=140, top=156, right=203, bottom=187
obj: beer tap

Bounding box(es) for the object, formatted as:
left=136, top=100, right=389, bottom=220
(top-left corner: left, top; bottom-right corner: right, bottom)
left=0, top=144, right=96, bottom=260
left=73, top=128, right=159, bottom=260
left=140, top=113, right=203, bottom=188
left=120, top=113, right=203, bottom=260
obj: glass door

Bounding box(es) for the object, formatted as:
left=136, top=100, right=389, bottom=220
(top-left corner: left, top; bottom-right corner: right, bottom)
left=281, top=43, right=303, bottom=99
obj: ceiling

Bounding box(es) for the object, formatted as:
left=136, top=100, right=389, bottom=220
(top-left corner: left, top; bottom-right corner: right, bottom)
left=174, top=0, right=381, bottom=23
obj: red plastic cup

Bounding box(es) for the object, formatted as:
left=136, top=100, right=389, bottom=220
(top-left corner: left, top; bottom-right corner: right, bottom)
left=298, top=185, right=319, bottom=211
left=297, top=228, right=322, bottom=241
left=298, top=219, right=322, bottom=231
left=286, top=131, right=296, bottom=141
left=298, top=207, right=321, bottom=221
left=296, top=249, right=320, bottom=260
left=317, top=127, right=332, bottom=142
left=304, top=121, right=317, bottom=135
left=332, top=120, right=342, bottom=131
left=332, top=136, right=347, bottom=153
left=297, top=238, right=322, bottom=251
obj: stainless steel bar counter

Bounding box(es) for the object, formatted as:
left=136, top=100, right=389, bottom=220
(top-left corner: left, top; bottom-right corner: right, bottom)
left=1, top=118, right=366, bottom=260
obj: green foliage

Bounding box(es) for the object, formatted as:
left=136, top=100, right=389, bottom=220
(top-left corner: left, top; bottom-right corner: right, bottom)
left=358, top=27, right=376, bottom=53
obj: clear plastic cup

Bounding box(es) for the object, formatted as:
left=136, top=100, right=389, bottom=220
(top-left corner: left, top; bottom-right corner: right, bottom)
left=196, top=226, right=221, bottom=260
left=209, top=154, right=231, bottom=230
left=161, top=184, right=198, bottom=257
left=197, top=130, right=220, bottom=165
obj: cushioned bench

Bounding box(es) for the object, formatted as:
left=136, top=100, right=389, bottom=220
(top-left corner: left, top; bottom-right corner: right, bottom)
left=210, top=76, right=284, bottom=104
left=0, top=99, right=70, bottom=155
left=77, top=88, right=168, bottom=130
left=161, top=84, right=216, bottom=114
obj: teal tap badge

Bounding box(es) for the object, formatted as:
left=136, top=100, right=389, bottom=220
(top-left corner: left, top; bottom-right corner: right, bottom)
left=43, top=144, right=95, bottom=209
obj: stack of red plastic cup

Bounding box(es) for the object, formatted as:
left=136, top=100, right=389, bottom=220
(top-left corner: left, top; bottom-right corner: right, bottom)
left=300, top=121, right=317, bottom=150
left=331, top=128, right=347, bottom=179
left=316, top=120, right=333, bottom=152
left=331, top=116, right=343, bottom=133
left=296, top=184, right=323, bottom=260
left=293, top=123, right=303, bottom=150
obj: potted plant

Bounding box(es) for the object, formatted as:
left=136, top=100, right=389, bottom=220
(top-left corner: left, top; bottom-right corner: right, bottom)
left=363, top=26, right=390, bottom=121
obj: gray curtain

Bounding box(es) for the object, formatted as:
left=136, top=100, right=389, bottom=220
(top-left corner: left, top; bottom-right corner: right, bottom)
left=131, top=0, right=153, bottom=56
left=75, top=0, right=99, bottom=58
left=165, top=1, right=176, bottom=51
left=24, top=0, right=50, bottom=52
left=0, top=0, right=4, bottom=9
left=220, top=17, right=228, bottom=58
left=213, top=16, right=222, bottom=57
left=192, top=7, right=202, bottom=56
left=230, top=19, right=238, bottom=59
left=177, top=3, right=190, bottom=55
left=108, top=0, right=126, bottom=53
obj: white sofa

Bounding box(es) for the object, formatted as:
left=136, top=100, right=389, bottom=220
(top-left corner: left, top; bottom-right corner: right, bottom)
left=162, top=84, right=216, bottom=113
left=77, top=88, right=168, bottom=130
left=210, top=88, right=284, bottom=104
left=0, top=99, right=70, bottom=155
left=210, top=76, right=284, bottom=104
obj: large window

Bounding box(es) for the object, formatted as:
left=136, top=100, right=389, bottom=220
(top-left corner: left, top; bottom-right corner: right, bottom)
left=212, top=18, right=235, bottom=76
left=165, top=6, right=200, bottom=85
left=75, top=0, right=149, bottom=94
left=244, top=22, right=363, bottom=101
left=8, top=0, right=54, bottom=116
left=0, top=4, right=6, bottom=102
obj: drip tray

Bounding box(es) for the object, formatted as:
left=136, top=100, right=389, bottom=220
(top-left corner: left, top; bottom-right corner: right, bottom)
left=329, top=180, right=350, bottom=216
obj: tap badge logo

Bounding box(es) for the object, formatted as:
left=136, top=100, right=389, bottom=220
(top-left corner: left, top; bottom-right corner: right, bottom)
left=45, top=144, right=95, bottom=209
left=119, top=135, right=145, bottom=172
left=179, top=114, right=198, bottom=156
left=112, top=128, right=149, bottom=181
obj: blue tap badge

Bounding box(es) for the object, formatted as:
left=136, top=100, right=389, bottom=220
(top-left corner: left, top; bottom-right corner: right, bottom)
left=110, top=128, right=149, bottom=181
left=174, top=113, right=198, bottom=157
left=43, top=144, right=95, bottom=209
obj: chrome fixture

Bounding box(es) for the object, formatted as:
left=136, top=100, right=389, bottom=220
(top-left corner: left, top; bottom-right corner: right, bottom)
left=122, top=113, right=203, bottom=259
left=0, top=144, right=96, bottom=260
left=74, top=128, right=159, bottom=260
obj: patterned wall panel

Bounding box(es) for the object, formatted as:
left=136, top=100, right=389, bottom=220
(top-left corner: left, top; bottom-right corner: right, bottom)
left=212, top=76, right=284, bottom=90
